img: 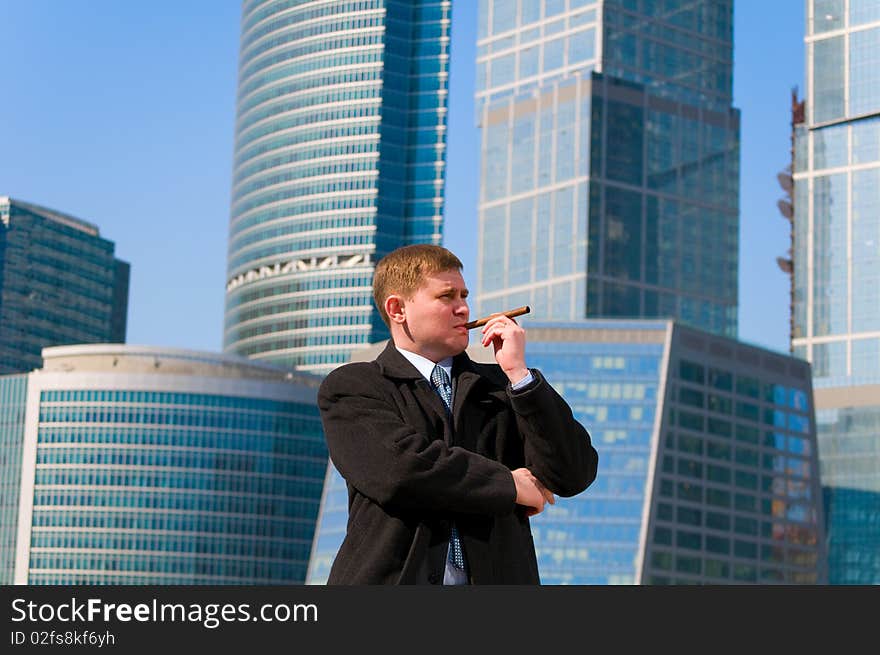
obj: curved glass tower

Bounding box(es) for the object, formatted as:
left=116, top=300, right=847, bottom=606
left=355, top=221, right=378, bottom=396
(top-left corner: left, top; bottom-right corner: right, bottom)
left=11, top=345, right=325, bottom=584
left=224, top=0, right=451, bottom=374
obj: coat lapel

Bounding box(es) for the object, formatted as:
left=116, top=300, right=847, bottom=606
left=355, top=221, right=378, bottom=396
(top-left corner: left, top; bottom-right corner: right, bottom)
left=375, top=341, right=453, bottom=439
left=451, top=352, right=489, bottom=436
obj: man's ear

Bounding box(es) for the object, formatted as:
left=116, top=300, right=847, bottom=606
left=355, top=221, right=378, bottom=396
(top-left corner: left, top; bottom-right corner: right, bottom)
left=385, top=295, right=406, bottom=325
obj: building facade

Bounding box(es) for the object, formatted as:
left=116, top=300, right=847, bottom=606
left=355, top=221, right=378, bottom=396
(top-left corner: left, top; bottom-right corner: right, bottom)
left=474, top=0, right=740, bottom=338
left=307, top=321, right=827, bottom=584
left=792, top=0, right=880, bottom=583
left=0, top=197, right=129, bottom=375
left=0, top=374, right=28, bottom=584
left=224, top=0, right=452, bottom=374
left=4, top=345, right=326, bottom=584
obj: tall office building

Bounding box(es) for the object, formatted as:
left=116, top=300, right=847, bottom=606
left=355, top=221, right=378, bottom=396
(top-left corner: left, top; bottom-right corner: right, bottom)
left=0, top=197, right=130, bottom=374
left=224, top=0, right=452, bottom=375
left=475, top=0, right=740, bottom=338
left=793, top=0, right=880, bottom=584
left=307, top=321, right=827, bottom=584
left=3, top=345, right=326, bottom=584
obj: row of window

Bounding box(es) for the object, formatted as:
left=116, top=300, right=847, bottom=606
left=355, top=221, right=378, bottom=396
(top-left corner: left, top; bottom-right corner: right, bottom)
left=16, top=215, right=114, bottom=259
left=236, top=97, right=380, bottom=154
left=229, top=291, right=372, bottom=328
left=807, top=118, right=880, bottom=171
left=237, top=69, right=382, bottom=137
left=36, top=448, right=327, bottom=476
left=480, top=0, right=595, bottom=39
left=37, top=427, right=323, bottom=456
left=675, top=404, right=810, bottom=435
left=233, top=158, right=379, bottom=210
left=34, top=470, right=325, bottom=497
left=28, top=572, right=301, bottom=584
left=4, top=303, right=113, bottom=342
left=229, top=305, right=372, bottom=344
left=234, top=135, right=379, bottom=193
left=233, top=327, right=372, bottom=355
left=606, top=5, right=732, bottom=55
left=480, top=7, right=596, bottom=60
left=238, top=51, right=384, bottom=121
left=32, top=509, right=315, bottom=536
left=242, top=12, right=384, bottom=68
left=17, top=266, right=116, bottom=314
left=673, top=411, right=812, bottom=450
left=238, top=81, right=382, bottom=147
left=26, top=252, right=116, bottom=297
left=33, top=490, right=324, bottom=519
left=230, top=191, right=378, bottom=235
left=677, top=360, right=809, bottom=407
left=652, top=529, right=819, bottom=566
left=39, top=409, right=322, bottom=434
left=241, top=0, right=383, bottom=41
left=230, top=213, right=378, bottom=258
left=41, top=390, right=317, bottom=412
left=226, top=273, right=372, bottom=309
left=648, top=553, right=817, bottom=583
left=234, top=117, right=379, bottom=171
left=657, top=479, right=818, bottom=528
left=28, top=553, right=306, bottom=579
left=232, top=172, right=380, bottom=219
left=31, top=532, right=311, bottom=557
left=669, top=429, right=812, bottom=461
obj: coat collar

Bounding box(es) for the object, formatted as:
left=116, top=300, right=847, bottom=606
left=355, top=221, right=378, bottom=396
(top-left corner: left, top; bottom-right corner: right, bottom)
left=374, top=341, right=488, bottom=412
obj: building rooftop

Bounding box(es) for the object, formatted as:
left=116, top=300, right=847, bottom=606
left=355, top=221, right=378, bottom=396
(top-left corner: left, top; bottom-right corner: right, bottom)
left=0, top=196, right=100, bottom=236
left=39, top=343, right=322, bottom=387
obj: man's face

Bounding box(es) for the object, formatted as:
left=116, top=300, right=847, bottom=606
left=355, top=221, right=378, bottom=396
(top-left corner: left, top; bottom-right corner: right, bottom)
left=399, top=269, right=470, bottom=361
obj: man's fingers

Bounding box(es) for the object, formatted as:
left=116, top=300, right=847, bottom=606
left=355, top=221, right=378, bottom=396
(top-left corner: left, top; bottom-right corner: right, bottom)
left=538, top=481, right=555, bottom=505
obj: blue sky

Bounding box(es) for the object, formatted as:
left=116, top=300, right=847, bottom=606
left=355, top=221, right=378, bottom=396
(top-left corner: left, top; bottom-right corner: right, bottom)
left=0, top=0, right=804, bottom=356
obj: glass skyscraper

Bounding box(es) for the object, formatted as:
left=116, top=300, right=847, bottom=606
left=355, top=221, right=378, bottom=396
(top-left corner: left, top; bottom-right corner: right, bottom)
left=793, top=0, right=880, bottom=584
left=307, top=321, right=826, bottom=584
left=4, top=345, right=326, bottom=584
left=224, top=0, right=452, bottom=375
left=0, top=197, right=130, bottom=375
left=475, top=0, right=740, bottom=338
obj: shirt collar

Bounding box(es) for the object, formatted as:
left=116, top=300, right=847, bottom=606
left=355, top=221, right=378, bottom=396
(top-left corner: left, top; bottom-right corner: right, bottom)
left=395, top=345, right=453, bottom=383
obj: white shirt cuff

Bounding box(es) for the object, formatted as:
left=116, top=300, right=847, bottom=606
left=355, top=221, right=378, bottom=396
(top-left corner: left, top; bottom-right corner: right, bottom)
left=511, top=370, right=534, bottom=390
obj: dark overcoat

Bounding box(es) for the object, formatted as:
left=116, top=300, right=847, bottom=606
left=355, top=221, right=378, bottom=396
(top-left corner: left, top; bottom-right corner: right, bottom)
left=317, top=341, right=598, bottom=584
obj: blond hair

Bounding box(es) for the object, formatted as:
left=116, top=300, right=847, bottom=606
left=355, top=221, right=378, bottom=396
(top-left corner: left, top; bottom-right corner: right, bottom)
left=372, top=244, right=463, bottom=326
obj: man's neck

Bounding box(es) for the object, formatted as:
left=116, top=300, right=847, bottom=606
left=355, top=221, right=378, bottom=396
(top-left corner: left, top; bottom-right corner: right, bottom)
left=390, top=334, right=450, bottom=364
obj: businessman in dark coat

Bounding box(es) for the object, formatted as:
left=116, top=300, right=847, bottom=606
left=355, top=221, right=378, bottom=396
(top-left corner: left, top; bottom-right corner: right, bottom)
left=317, top=244, right=598, bottom=584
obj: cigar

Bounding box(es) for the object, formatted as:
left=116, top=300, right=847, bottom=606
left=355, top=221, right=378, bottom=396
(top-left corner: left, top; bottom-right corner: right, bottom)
left=464, top=305, right=531, bottom=330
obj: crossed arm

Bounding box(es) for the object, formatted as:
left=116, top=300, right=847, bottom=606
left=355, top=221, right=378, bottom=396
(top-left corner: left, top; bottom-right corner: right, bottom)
left=317, top=365, right=596, bottom=519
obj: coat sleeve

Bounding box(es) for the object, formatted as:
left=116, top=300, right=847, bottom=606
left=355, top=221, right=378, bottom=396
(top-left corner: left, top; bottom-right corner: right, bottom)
left=507, top=369, right=599, bottom=497
left=318, top=364, right=517, bottom=516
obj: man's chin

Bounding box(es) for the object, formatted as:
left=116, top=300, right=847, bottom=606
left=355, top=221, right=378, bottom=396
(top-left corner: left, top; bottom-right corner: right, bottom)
left=445, top=335, right=469, bottom=356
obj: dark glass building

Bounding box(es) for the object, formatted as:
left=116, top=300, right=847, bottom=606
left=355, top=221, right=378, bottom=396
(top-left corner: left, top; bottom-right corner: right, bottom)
left=474, top=0, right=740, bottom=338
left=223, top=0, right=452, bottom=375
left=0, top=197, right=130, bottom=375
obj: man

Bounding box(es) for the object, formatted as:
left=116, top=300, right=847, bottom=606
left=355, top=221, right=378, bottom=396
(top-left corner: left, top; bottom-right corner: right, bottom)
left=318, top=244, right=598, bottom=584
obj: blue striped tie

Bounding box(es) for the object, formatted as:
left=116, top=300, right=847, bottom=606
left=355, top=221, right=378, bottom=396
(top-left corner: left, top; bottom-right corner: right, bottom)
left=430, top=364, right=466, bottom=571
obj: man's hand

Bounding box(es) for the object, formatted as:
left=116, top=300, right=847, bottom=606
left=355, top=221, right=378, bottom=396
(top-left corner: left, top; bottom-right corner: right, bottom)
left=511, top=468, right=555, bottom=517
left=481, top=314, right=528, bottom=384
